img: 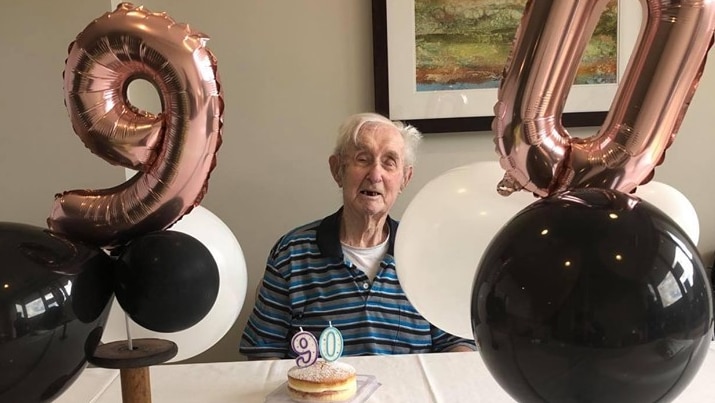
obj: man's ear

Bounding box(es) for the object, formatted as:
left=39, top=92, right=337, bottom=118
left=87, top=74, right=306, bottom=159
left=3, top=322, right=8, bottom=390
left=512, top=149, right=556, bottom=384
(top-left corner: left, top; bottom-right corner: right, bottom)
left=329, top=155, right=342, bottom=187
left=401, top=165, right=414, bottom=192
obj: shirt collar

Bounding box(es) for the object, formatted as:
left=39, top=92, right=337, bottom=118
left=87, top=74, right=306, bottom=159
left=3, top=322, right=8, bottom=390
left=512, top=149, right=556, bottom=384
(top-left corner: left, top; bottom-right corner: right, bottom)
left=316, top=207, right=398, bottom=258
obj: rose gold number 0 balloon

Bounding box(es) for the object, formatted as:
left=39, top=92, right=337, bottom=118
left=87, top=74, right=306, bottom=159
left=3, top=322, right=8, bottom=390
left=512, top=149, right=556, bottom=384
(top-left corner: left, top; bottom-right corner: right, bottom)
left=493, top=0, right=715, bottom=197
left=48, top=3, right=223, bottom=248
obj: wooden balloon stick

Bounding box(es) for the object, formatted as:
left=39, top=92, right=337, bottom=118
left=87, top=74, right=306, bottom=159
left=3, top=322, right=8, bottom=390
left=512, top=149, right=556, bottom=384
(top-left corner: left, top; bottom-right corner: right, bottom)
left=88, top=314, right=177, bottom=403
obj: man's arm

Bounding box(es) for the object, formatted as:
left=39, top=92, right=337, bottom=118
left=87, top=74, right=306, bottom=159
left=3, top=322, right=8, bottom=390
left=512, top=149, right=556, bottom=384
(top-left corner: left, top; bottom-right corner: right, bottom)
left=430, top=324, right=477, bottom=353
left=239, top=244, right=293, bottom=359
left=443, top=344, right=476, bottom=352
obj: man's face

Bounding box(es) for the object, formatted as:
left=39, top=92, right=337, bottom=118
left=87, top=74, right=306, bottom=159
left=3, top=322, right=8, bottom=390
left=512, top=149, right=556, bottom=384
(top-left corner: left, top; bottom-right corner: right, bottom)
left=331, top=123, right=413, bottom=220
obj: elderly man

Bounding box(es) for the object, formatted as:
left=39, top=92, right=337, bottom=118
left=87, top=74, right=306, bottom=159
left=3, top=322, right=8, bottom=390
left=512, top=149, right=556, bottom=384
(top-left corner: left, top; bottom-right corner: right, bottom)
left=240, top=113, right=475, bottom=359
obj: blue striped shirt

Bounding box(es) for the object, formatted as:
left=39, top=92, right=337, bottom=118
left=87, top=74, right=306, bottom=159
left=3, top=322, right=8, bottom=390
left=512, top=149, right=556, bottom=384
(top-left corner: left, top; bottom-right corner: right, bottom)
left=240, top=208, right=475, bottom=358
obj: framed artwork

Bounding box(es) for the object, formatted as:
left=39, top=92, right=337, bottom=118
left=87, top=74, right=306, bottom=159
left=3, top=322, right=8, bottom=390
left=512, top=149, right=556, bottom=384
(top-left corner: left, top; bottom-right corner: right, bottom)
left=372, top=0, right=640, bottom=133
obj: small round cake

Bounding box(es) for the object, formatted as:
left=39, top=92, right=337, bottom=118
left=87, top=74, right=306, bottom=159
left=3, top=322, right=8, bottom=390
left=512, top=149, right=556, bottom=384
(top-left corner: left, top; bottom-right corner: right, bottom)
left=287, top=360, right=357, bottom=402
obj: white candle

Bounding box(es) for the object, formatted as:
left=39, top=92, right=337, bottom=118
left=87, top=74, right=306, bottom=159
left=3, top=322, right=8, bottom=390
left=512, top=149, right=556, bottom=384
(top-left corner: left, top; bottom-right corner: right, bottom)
left=291, top=327, right=318, bottom=367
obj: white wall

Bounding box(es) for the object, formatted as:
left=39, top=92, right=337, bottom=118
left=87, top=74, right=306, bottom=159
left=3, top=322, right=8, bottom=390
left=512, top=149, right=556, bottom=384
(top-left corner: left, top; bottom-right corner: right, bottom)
left=1, top=0, right=713, bottom=363
left=0, top=1, right=121, bottom=225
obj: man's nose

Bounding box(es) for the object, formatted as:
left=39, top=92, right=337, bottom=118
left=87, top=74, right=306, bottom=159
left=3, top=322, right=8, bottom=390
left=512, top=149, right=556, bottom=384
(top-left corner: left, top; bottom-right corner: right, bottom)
left=366, top=163, right=383, bottom=182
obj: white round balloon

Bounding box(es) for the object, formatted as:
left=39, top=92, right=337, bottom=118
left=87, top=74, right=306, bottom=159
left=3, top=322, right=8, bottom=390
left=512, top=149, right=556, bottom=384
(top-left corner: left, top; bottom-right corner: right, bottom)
left=396, top=161, right=535, bottom=339
left=102, top=205, right=247, bottom=362
left=635, top=181, right=700, bottom=244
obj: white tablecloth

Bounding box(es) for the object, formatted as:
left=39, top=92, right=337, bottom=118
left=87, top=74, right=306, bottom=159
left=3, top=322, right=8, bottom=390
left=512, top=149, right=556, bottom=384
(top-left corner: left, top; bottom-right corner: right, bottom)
left=56, top=343, right=715, bottom=403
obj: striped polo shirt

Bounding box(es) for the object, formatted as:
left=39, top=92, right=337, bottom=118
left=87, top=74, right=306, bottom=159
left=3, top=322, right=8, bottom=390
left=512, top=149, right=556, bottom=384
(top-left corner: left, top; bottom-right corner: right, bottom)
left=239, top=208, right=475, bottom=359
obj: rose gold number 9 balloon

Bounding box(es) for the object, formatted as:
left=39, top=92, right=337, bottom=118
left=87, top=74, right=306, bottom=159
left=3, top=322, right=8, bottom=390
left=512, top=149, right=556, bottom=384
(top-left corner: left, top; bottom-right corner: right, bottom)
left=48, top=3, right=223, bottom=249
left=493, top=0, right=715, bottom=198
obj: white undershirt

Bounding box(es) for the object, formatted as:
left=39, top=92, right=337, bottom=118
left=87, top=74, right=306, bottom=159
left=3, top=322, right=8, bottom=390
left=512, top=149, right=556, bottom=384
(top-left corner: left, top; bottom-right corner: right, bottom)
left=341, top=236, right=389, bottom=281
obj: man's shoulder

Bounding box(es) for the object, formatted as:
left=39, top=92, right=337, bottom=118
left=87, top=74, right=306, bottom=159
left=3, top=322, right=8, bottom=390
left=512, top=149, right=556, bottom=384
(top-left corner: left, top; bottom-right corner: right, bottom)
left=270, top=217, right=323, bottom=255
left=279, top=218, right=321, bottom=242
left=270, top=208, right=343, bottom=260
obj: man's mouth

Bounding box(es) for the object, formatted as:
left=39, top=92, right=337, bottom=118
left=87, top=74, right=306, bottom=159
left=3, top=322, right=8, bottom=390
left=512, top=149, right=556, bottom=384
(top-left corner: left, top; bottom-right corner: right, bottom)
left=360, top=190, right=381, bottom=197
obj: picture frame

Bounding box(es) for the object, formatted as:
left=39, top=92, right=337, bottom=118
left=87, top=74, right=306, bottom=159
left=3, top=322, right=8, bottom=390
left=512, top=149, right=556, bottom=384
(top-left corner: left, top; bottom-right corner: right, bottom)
left=372, top=0, right=640, bottom=133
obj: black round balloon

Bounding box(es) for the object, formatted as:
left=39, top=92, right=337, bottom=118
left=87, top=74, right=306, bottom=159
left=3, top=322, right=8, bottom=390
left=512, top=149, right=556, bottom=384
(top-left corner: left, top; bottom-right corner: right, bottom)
left=0, top=222, right=114, bottom=402
left=472, top=188, right=713, bottom=403
left=114, top=230, right=219, bottom=332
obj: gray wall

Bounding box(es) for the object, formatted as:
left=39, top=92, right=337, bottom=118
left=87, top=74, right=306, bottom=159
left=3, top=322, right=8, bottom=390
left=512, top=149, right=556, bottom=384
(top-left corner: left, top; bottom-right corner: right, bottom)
left=2, top=1, right=713, bottom=363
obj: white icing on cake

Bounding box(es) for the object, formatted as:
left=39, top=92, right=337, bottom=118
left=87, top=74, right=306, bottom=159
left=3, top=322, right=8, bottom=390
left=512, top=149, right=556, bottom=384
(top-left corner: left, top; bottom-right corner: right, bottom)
left=288, top=360, right=356, bottom=383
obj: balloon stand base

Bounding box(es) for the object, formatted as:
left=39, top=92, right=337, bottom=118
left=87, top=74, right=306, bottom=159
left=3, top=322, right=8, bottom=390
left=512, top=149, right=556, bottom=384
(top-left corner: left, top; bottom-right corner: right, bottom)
left=88, top=338, right=178, bottom=403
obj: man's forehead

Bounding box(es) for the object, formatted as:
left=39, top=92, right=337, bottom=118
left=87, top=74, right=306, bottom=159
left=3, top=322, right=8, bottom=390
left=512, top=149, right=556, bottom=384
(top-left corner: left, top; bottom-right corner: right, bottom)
left=360, top=121, right=398, bottom=135
left=355, top=122, right=402, bottom=144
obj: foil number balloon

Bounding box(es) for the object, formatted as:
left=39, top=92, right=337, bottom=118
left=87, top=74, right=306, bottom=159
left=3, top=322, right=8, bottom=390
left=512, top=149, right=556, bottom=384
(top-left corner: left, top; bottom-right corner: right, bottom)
left=493, top=0, right=715, bottom=197
left=48, top=3, right=223, bottom=248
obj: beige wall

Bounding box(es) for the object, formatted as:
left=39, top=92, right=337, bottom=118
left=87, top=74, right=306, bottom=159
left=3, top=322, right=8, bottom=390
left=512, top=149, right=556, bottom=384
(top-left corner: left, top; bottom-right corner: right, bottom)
left=2, top=1, right=714, bottom=364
